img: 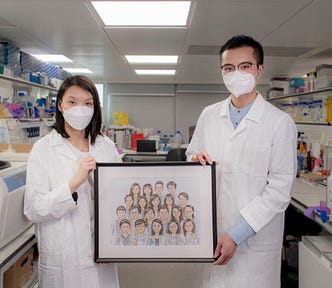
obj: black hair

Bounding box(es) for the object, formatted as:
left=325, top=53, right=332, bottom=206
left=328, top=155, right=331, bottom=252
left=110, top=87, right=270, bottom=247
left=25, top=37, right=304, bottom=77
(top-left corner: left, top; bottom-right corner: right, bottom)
left=219, top=35, right=264, bottom=65
left=53, top=75, right=102, bottom=145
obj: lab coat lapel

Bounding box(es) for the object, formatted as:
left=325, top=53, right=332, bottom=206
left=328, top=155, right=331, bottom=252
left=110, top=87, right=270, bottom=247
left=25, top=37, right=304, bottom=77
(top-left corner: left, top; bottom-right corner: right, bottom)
left=231, top=93, right=265, bottom=138
left=48, top=129, right=78, bottom=161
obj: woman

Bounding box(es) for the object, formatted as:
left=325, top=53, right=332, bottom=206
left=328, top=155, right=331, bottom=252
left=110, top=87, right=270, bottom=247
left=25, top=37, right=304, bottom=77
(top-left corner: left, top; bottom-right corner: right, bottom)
left=24, top=75, right=122, bottom=288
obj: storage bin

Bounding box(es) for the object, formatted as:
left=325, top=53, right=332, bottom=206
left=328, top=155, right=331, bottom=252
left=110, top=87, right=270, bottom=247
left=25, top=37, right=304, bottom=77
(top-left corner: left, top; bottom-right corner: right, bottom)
left=315, top=64, right=332, bottom=89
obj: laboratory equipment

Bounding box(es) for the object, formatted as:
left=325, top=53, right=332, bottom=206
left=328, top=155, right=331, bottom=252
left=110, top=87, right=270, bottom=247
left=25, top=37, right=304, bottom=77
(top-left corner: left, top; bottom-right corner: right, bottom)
left=299, top=235, right=332, bottom=287
left=0, top=161, right=32, bottom=250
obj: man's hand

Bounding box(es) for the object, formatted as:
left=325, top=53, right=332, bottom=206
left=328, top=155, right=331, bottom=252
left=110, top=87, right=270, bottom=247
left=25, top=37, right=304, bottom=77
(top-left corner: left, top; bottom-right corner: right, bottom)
left=213, top=233, right=237, bottom=265
left=191, top=151, right=213, bottom=166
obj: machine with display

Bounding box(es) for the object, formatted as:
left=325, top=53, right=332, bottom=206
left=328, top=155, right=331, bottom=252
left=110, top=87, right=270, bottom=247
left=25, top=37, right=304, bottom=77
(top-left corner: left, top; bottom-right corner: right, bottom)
left=0, top=161, right=32, bottom=250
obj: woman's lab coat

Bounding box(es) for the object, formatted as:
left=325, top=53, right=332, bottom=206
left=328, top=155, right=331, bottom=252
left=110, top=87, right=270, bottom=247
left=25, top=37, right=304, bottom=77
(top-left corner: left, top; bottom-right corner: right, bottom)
left=187, top=94, right=297, bottom=288
left=24, top=129, right=122, bottom=288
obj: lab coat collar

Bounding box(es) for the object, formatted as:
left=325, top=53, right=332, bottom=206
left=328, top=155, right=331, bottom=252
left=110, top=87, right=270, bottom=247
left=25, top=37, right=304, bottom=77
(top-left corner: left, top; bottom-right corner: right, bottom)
left=48, top=129, right=95, bottom=161
left=220, top=93, right=265, bottom=124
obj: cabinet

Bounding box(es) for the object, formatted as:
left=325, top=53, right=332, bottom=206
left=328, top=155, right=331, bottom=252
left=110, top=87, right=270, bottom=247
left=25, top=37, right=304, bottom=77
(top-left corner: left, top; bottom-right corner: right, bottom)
left=0, top=74, right=57, bottom=144
left=0, top=227, right=37, bottom=288
left=267, top=87, right=332, bottom=125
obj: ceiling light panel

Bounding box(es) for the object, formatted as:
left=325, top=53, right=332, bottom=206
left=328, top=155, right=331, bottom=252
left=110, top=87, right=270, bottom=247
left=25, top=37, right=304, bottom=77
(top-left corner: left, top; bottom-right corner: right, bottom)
left=135, top=70, right=176, bottom=75
left=91, top=1, right=191, bottom=26
left=125, top=55, right=178, bottom=64
left=63, top=68, right=93, bottom=74
left=32, top=54, right=73, bottom=62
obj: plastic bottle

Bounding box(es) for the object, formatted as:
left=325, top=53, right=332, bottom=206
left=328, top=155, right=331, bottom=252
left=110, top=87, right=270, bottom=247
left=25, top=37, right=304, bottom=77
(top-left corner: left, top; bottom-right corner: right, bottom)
left=174, top=130, right=182, bottom=145
left=155, top=130, right=161, bottom=151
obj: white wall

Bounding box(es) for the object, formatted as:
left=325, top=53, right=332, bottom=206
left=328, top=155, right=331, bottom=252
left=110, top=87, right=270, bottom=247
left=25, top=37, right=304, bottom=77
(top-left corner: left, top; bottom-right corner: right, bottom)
left=102, top=83, right=270, bottom=143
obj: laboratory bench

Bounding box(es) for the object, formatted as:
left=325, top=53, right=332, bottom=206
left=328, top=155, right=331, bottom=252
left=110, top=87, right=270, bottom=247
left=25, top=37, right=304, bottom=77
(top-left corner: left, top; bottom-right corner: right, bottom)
left=291, top=178, right=332, bottom=233
left=0, top=225, right=37, bottom=288
left=290, top=178, right=332, bottom=286
left=122, top=150, right=168, bottom=162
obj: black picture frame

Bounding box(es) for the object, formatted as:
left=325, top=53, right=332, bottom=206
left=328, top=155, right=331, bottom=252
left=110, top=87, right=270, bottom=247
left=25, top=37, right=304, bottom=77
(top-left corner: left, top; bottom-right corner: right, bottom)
left=94, top=162, right=217, bottom=263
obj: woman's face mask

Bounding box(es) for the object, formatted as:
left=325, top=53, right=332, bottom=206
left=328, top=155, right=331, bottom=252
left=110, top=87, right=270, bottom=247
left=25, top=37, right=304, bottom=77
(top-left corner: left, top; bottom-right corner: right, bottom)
left=63, top=106, right=94, bottom=130
left=222, top=70, right=256, bottom=98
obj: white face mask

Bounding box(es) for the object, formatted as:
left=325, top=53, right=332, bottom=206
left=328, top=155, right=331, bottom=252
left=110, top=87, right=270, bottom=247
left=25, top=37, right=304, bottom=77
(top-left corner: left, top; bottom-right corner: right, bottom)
left=222, top=70, right=256, bottom=98
left=63, top=106, right=94, bottom=130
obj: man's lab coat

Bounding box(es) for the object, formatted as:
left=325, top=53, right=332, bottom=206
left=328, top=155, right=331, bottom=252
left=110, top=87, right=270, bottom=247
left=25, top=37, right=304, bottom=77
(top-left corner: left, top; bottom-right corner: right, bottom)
left=187, top=93, right=297, bottom=288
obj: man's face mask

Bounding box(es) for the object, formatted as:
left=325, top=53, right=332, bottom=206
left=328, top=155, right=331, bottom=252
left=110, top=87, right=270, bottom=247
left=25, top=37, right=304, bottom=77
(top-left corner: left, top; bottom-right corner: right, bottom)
left=222, top=70, right=256, bottom=98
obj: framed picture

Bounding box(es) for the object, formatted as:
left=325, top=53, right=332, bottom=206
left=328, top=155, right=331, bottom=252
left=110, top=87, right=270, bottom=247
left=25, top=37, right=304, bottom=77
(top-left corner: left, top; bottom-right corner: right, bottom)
left=94, top=162, right=217, bottom=263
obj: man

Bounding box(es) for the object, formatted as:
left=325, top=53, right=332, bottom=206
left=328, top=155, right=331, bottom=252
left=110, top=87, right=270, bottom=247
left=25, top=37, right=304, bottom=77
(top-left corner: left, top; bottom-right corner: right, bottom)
left=186, top=35, right=297, bottom=288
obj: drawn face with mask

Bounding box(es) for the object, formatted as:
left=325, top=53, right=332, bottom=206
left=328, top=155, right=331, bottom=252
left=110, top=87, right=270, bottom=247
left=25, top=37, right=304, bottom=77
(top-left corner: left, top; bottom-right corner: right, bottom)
left=59, top=85, right=94, bottom=130
left=221, top=46, right=263, bottom=98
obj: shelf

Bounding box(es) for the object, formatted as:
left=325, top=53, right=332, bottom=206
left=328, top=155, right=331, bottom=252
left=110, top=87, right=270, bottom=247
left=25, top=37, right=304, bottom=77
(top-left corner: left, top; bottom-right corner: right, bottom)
left=296, top=122, right=332, bottom=126
left=0, top=74, right=58, bottom=92
left=267, top=87, right=332, bottom=101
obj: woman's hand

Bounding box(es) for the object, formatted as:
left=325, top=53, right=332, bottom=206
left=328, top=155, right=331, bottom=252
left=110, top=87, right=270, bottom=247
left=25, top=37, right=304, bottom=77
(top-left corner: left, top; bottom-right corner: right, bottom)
left=191, top=151, right=213, bottom=166
left=69, top=155, right=96, bottom=193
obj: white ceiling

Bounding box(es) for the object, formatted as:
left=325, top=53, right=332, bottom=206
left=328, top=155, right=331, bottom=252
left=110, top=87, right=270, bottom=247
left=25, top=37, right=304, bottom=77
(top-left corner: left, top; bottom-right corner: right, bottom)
left=0, top=0, right=331, bottom=85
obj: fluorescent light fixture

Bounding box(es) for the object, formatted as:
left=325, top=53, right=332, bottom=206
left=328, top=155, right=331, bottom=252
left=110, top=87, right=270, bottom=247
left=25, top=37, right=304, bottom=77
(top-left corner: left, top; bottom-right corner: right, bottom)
left=125, top=55, right=178, bottom=64
left=32, top=54, right=73, bottom=62
left=91, top=1, right=191, bottom=26
left=63, top=68, right=93, bottom=74
left=135, top=69, right=176, bottom=75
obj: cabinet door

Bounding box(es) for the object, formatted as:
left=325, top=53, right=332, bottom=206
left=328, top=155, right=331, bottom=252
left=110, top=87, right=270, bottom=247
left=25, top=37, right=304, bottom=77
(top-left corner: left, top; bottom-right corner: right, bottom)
left=299, top=242, right=332, bottom=287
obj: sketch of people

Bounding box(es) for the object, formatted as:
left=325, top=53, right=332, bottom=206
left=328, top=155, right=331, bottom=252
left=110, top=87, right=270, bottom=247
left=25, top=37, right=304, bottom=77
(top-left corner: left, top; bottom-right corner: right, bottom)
left=164, top=193, right=175, bottom=217
left=178, top=192, right=189, bottom=210
left=183, top=204, right=200, bottom=234
left=138, top=196, right=148, bottom=216
left=182, top=219, right=199, bottom=245
left=124, top=194, right=134, bottom=218
left=130, top=182, right=141, bottom=205
left=115, top=219, right=134, bottom=246
left=159, top=205, right=170, bottom=235
left=166, top=181, right=177, bottom=202
left=129, top=205, right=140, bottom=233
left=149, top=219, right=165, bottom=246
left=165, top=220, right=183, bottom=246
left=111, top=206, right=127, bottom=242
left=144, top=207, right=155, bottom=234
left=155, top=181, right=164, bottom=202
left=171, top=205, right=183, bottom=224
left=149, top=194, right=161, bottom=218
left=143, top=183, right=153, bottom=203
left=132, top=219, right=149, bottom=246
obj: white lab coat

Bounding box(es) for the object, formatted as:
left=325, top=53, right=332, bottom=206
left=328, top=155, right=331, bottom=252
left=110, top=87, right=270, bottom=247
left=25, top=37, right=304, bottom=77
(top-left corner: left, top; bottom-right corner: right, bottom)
left=24, top=129, right=122, bottom=288
left=187, top=94, right=297, bottom=288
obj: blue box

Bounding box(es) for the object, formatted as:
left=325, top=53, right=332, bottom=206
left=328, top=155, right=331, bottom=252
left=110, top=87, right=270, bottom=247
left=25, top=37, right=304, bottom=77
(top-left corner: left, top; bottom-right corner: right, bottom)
left=289, top=77, right=305, bottom=88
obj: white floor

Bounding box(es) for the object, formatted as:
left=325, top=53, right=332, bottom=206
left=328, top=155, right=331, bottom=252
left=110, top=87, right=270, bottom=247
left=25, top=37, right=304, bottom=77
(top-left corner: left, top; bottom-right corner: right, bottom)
left=117, top=263, right=202, bottom=288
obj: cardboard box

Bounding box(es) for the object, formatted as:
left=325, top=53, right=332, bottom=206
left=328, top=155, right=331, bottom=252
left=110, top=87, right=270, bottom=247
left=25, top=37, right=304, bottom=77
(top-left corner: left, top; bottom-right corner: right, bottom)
left=0, top=143, right=33, bottom=153
left=4, top=247, right=34, bottom=288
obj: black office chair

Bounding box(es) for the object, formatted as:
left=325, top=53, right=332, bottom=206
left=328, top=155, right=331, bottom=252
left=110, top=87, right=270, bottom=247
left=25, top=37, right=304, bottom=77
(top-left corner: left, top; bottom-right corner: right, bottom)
left=165, top=148, right=187, bottom=161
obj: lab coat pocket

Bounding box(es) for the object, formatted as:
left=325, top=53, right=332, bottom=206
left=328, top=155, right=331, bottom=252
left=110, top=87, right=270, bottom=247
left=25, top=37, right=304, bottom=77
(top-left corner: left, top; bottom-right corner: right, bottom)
left=243, top=143, right=271, bottom=176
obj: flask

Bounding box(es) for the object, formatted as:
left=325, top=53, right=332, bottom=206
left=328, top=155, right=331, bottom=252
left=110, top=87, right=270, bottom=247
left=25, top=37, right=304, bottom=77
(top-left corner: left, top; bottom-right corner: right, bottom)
left=174, top=130, right=182, bottom=145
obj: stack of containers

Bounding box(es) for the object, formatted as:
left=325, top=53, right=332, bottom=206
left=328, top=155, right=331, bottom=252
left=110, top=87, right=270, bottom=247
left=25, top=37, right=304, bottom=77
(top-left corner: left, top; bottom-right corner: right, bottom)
left=315, top=64, right=332, bottom=89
